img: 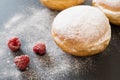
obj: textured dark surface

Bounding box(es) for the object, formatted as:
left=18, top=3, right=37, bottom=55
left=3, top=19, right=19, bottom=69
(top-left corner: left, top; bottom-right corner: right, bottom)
left=0, top=0, right=120, bottom=80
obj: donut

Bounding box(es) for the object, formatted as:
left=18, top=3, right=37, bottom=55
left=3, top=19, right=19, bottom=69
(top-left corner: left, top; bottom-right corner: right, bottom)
left=40, top=0, right=84, bottom=10
left=51, top=6, right=111, bottom=56
left=93, top=0, right=120, bottom=25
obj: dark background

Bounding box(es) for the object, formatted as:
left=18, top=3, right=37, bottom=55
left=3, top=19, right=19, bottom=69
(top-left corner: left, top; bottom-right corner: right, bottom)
left=0, top=0, right=120, bottom=80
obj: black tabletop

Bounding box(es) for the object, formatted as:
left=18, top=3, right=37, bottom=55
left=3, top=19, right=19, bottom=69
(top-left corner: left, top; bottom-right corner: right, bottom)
left=0, top=0, right=120, bottom=80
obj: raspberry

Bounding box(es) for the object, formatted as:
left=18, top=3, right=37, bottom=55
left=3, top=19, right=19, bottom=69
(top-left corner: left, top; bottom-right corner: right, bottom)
left=14, top=55, right=30, bottom=70
left=33, top=43, right=46, bottom=55
left=8, top=37, right=21, bottom=51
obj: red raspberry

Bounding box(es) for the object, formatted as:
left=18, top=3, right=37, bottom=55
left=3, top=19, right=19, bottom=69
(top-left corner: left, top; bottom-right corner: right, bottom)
left=33, top=43, right=46, bottom=55
left=14, top=55, right=30, bottom=70
left=8, top=37, right=21, bottom=51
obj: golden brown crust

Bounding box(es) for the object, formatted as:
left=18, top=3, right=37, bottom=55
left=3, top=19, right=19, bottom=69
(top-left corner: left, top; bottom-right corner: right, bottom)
left=55, top=39, right=110, bottom=56
left=92, top=0, right=120, bottom=12
left=40, top=0, right=84, bottom=10
left=52, top=29, right=111, bottom=56
left=51, top=6, right=111, bottom=56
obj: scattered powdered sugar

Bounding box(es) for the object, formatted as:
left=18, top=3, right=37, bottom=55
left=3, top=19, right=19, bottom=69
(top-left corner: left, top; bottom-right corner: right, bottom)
left=4, top=14, right=24, bottom=29
left=0, top=2, right=96, bottom=80
left=29, top=52, right=96, bottom=80
left=6, top=60, right=10, bottom=64
left=0, top=57, right=23, bottom=80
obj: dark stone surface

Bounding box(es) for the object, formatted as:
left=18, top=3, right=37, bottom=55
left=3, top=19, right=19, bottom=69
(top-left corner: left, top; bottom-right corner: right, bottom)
left=0, top=0, right=120, bottom=80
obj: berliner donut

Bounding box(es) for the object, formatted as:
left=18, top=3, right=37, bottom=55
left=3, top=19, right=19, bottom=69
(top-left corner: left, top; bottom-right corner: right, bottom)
left=51, top=6, right=111, bottom=56
left=40, top=0, right=84, bottom=10
left=93, top=0, right=120, bottom=25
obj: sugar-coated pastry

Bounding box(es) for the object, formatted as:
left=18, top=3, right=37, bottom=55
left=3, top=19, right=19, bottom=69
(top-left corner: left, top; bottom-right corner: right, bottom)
left=40, top=0, right=84, bottom=11
left=51, top=6, right=111, bottom=56
left=93, top=0, right=120, bottom=26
